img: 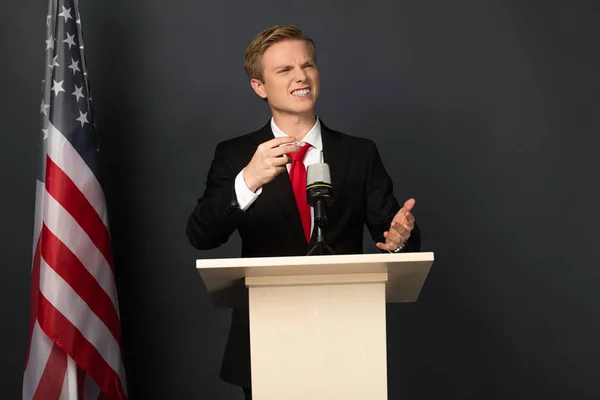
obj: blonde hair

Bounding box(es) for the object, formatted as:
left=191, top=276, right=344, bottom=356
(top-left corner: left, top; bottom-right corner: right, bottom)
left=244, top=25, right=316, bottom=82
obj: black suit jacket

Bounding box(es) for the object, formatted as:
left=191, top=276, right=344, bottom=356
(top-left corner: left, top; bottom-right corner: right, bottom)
left=186, top=120, right=420, bottom=387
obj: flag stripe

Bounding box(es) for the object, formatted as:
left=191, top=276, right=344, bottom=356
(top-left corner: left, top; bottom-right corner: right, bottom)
left=46, top=122, right=108, bottom=227
left=38, top=258, right=125, bottom=379
left=45, top=155, right=114, bottom=269
left=59, top=366, right=70, bottom=400
left=32, top=181, right=45, bottom=259
left=22, top=323, right=53, bottom=400
left=43, top=185, right=118, bottom=311
left=26, top=235, right=42, bottom=365
left=33, top=343, right=68, bottom=400
left=37, top=294, right=126, bottom=400
left=41, top=224, right=122, bottom=344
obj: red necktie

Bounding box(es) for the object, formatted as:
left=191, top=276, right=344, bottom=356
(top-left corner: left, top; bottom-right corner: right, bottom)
left=289, top=143, right=312, bottom=243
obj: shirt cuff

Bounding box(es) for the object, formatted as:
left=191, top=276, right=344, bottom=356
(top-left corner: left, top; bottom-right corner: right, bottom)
left=234, top=169, right=262, bottom=211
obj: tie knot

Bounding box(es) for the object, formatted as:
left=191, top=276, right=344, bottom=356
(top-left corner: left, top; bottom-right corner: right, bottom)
left=289, top=143, right=311, bottom=162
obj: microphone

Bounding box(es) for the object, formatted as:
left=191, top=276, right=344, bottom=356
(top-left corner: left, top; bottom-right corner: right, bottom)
left=306, top=163, right=335, bottom=255
left=306, top=163, right=334, bottom=227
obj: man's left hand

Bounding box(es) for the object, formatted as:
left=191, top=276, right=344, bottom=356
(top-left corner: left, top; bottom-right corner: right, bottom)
left=376, top=198, right=416, bottom=252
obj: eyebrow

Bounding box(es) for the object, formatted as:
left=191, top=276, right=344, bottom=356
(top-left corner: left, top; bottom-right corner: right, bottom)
left=272, top=60, right=315, bottom=71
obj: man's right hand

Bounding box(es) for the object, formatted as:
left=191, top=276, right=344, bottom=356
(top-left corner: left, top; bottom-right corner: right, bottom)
left=243, top=136, right=300, bottom=192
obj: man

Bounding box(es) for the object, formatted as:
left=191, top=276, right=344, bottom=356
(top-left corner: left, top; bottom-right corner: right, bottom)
left=186, top=25, right=421, bottom=399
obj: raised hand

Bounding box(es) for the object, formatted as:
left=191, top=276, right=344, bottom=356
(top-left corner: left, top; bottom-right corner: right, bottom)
left=376, top=198, right=416, bottom=252
left=243, top=136, right=300, bottom=192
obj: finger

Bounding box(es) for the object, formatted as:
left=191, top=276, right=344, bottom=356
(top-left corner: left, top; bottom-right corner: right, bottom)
left=270, top=155, right=292, bottom=167
left=390, top=222, right=411, bottom=242
left=402, top=198, right=416, bottom=213
left=264, top=135, right=297, bottom=149
left=390, top=221, right=407, bottom=235
left=376, top=241, right=397, bottom=251
left=401, top=212, right=415, bottom=230
left=265, top=164, right=288, bottom=177
left=384, top=230, right=402, bottom=246
left=270, top=144, right=300, bottom=158
left=274, top=165, right=287, bottom=175
left=393, top=208, right=415, bottom=228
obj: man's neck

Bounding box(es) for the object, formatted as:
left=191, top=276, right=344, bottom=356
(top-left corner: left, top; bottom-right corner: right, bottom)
left=272, top=112, right=316, bottom=142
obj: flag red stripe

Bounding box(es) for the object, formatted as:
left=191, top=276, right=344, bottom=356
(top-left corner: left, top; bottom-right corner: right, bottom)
left=32, top=343, right=67, bottom=400
left=45, top=156, right=114, bottom=269
left=41, top=224, right=122, bottom=344
left=25, top=235, right=42, bottom=368
left=37, top=294, right=126, bottom=400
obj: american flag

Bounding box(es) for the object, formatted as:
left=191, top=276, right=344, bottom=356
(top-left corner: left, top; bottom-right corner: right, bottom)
left=22, top=0, right=127, bottom=398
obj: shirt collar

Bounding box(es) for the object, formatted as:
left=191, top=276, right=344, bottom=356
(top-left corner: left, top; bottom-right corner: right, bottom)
left=270, top=117, right=323, bottom=151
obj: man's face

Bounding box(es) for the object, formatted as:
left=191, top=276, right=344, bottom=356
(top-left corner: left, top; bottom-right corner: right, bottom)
left=251, top=39, right=320, bottom=117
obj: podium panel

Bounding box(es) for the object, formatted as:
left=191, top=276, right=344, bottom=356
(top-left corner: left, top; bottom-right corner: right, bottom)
left=248, top=274, right=387, bottom=399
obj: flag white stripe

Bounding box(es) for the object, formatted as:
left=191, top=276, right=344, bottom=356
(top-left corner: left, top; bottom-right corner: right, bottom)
left=32, top=181, right=45, bottom=262
left=46, top=122, right=109, bottom=228
left=22, top=322, right=53, bottom=400
left=58, top=367, right=69, bottom=400
left=38, top=258, right=126, bottom=381
left=44, top=191, right=119, bottom=311
left=66, top=355, right=78, bottom=399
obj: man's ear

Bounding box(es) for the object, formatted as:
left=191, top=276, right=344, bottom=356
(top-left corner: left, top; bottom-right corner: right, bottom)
left=250, top=78, right=268, bottom=99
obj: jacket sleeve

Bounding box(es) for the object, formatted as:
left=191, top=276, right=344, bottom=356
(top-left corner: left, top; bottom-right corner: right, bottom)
left=364, top=140, right=421, bottom=252
left=186, top=141, right=247, bottom=250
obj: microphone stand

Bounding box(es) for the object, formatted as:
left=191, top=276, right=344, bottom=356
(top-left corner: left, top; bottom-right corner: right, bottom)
left=307, top=200, right=335, bottom=256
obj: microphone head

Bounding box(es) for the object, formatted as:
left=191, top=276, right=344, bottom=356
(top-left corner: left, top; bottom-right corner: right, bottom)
left=306, top=163, right=333, bottom=207
left=306, top=163, right=331, bottom=185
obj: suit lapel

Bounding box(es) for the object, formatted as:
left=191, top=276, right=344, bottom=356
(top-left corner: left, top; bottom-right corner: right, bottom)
left=320, top=121, right=349, bottom=211
left=250, top=122, right=306, bottom=245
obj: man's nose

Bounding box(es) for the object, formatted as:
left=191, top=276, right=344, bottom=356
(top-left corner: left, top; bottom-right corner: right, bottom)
left=294, top=67, right=308, bottom=82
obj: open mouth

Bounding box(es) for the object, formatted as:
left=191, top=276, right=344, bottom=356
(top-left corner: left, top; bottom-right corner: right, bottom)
left=291, top=88, right=311, bottom=97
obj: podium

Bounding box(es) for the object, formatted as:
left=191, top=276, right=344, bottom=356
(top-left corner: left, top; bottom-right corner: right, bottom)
left=196, top=252, right=434, bottom=400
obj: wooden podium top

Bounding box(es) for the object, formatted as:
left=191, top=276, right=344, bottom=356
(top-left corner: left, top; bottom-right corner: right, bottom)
left=196, top=252, right=434, bottom=308
left=196, top=252, right=434, bottom=307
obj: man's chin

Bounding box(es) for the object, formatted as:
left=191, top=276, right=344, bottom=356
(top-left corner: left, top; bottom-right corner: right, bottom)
left=271, top=103, right=316, bottom=117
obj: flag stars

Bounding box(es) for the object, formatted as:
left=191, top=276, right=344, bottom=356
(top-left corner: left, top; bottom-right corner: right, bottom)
left=45, top=35, right=54, bottom=51
left=49, top=55, right=59, bottom=69
left=40, top=100, right=49, bottom=115
left=46, top=15, right=52, bottom=26
left=59, top=6, right=73, bottom=23
left=51, top=80, right=65, bottom=96
left=68, top=58, right=80, bottom=75
left=76, top=110, right=89, bottom=127
left=63, top=32, right=76, bottom=49
left=72, top=85, right=85, bottom=102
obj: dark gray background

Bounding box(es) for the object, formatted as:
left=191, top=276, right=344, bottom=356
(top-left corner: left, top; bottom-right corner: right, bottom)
left=2, top=0, right=599, bottom=398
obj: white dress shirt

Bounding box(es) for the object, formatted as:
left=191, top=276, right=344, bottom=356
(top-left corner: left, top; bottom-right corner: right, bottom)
left=234, top=117, right=323, bottom=234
